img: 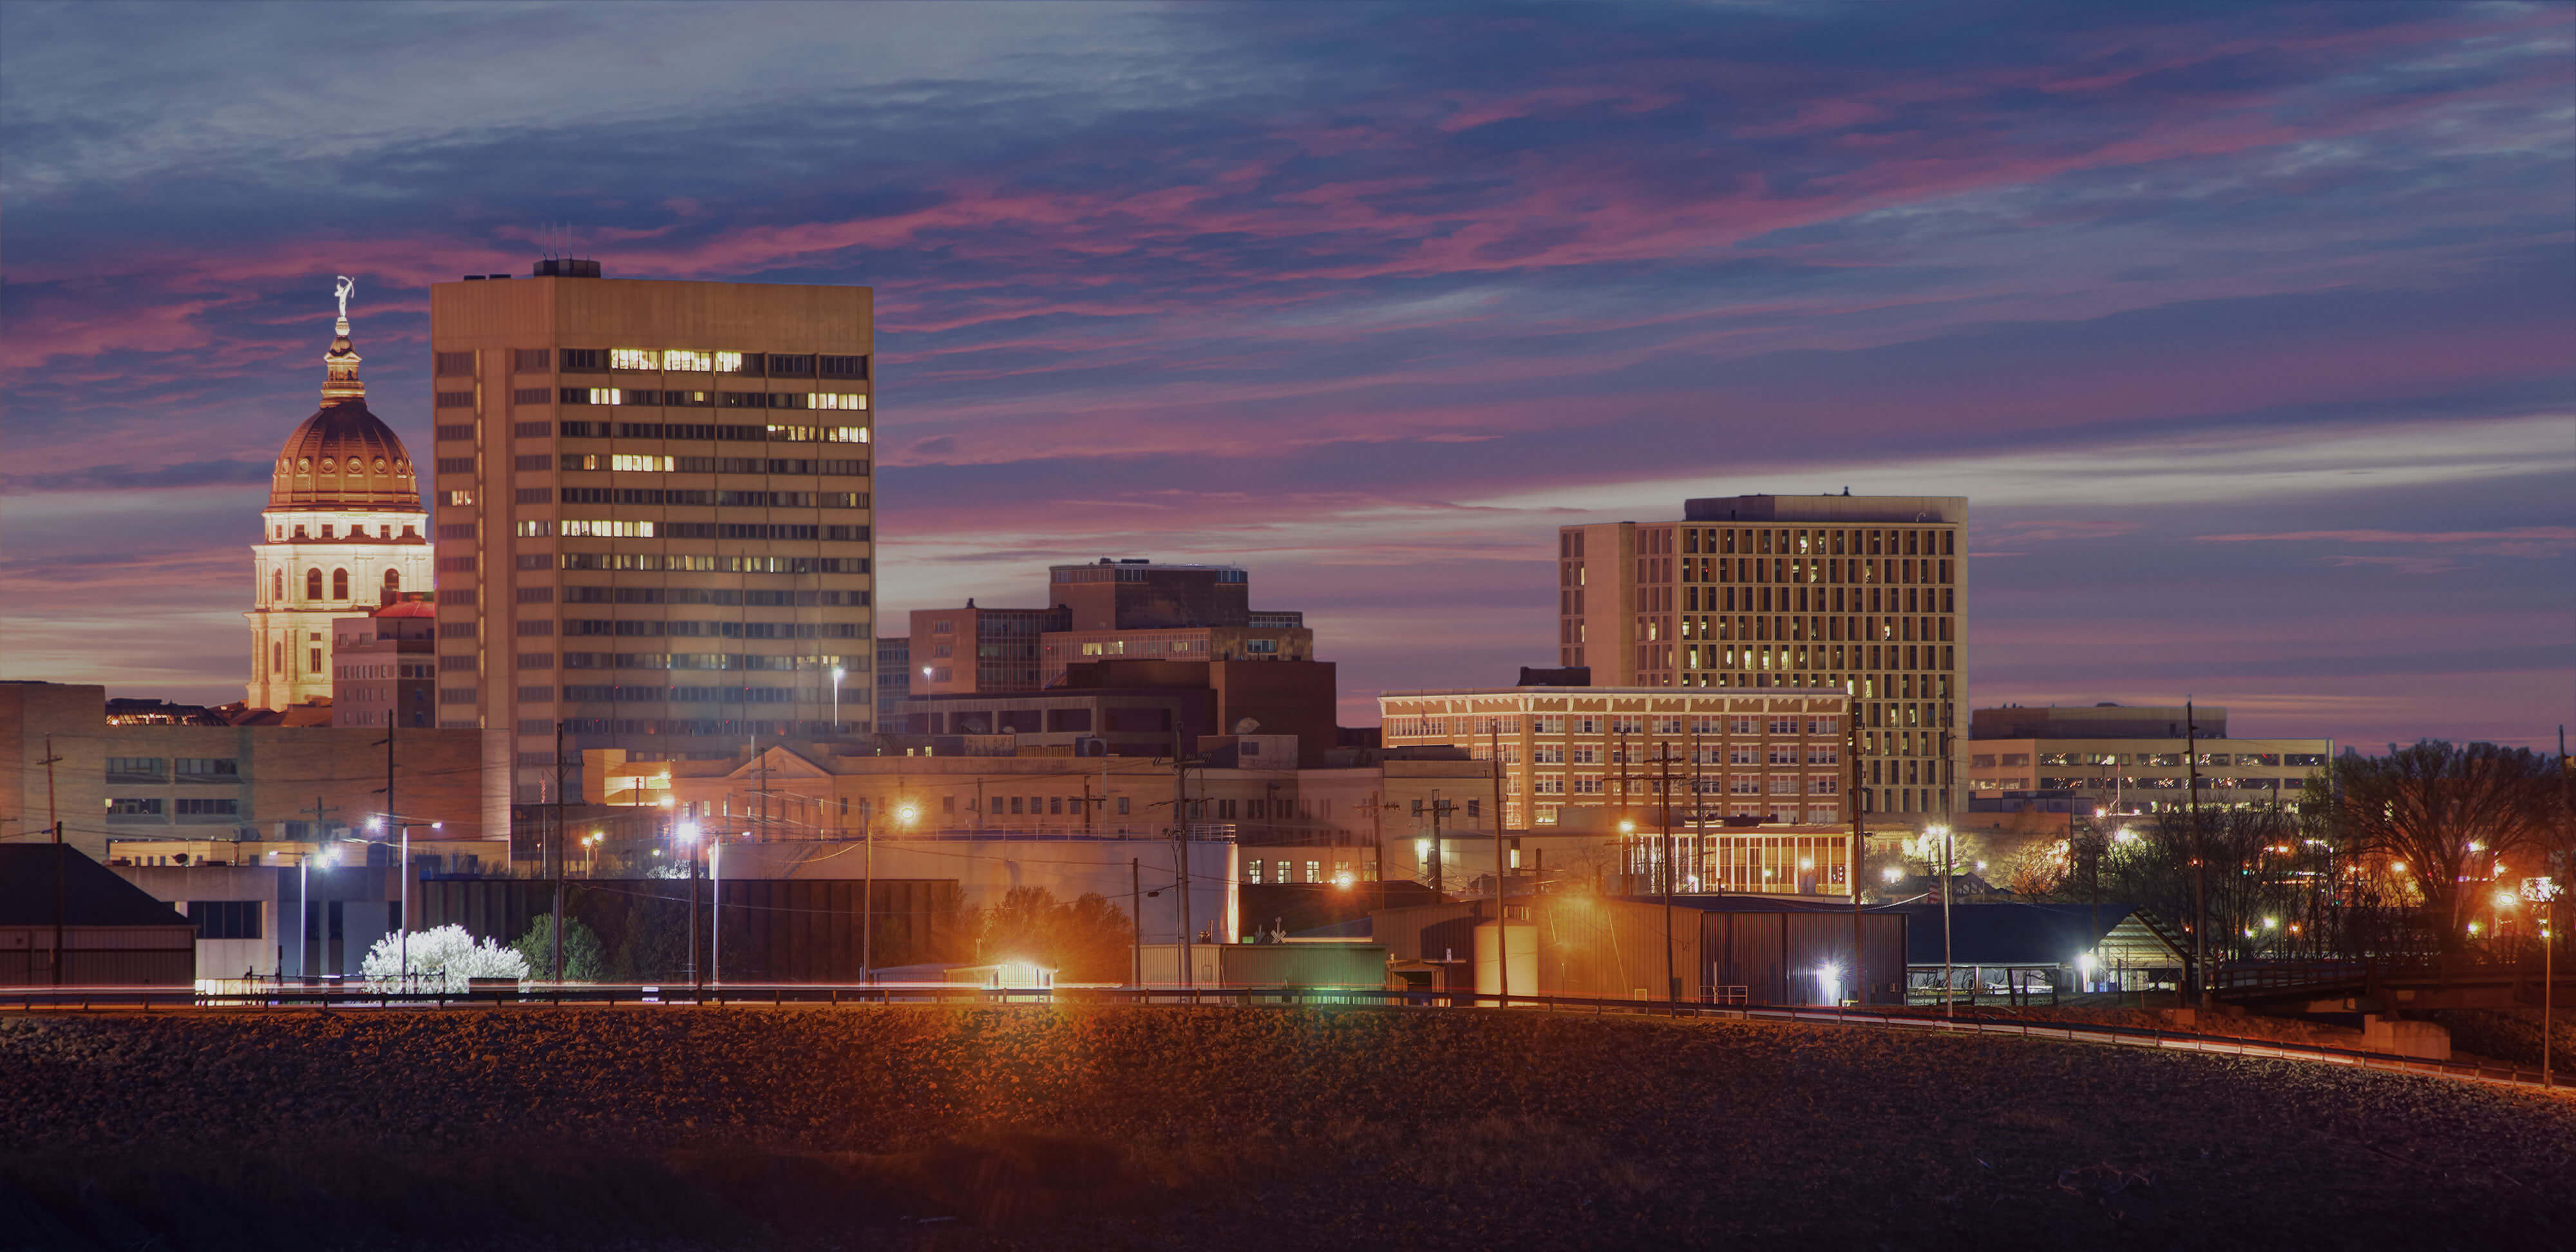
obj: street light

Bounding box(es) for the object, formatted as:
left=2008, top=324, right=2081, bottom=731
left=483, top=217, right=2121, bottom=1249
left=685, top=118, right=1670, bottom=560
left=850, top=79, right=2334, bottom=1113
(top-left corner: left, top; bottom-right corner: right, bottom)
left=1928, top=822, right=1955, bottom=1017
left=863, top=802, right=921, bottom=984
left=368, top=813, right=441, bottom=984
left=676, top=820, right=702, bottom=992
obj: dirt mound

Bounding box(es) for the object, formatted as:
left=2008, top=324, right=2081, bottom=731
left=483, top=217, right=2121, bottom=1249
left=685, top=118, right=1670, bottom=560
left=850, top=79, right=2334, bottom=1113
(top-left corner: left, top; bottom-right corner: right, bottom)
left=1, top=1005, right=2569, bottom=1249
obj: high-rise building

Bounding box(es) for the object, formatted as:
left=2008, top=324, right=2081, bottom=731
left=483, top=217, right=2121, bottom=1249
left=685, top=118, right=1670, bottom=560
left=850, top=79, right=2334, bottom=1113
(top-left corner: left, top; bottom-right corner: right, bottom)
left=429, top=261, right=875, bottom=801
left=1557, top=493, right=1965, bottom=821
left=245, top=286, right=432, bottom=710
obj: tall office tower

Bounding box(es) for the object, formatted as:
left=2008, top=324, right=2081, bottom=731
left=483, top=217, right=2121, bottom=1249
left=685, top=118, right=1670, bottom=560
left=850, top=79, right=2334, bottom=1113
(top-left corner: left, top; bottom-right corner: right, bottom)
left=1557, top=494, right=1965, bottom=822
left=430, top=261, right=875, bottom=802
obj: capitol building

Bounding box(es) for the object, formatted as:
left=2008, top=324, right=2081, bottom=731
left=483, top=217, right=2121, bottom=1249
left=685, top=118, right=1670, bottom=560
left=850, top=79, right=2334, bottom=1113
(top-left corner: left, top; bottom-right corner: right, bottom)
left=243, top=281, right=432, bottom=710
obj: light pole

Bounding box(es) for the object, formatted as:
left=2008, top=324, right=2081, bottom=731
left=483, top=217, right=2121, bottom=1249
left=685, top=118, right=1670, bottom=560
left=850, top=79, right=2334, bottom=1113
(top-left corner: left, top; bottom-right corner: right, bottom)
left=676, top=820, right=701, bottom=992
left=368, top=814, right=442, bottom=983
left=1928, top=822, right=1954, bottom=1018
left=2524, top=875, right=2561, bottom=1088
left=831, top=665, right=846, bottom=736
left=863, top=802, right=917, bottom=983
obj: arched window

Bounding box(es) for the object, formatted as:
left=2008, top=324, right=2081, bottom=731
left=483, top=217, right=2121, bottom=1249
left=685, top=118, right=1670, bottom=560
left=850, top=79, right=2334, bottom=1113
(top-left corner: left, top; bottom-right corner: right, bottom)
left=306, top=568, right=323, bottom=599
left=272, top=569, right=284, bottom=602
left=383, top=568, right=401, bottom=601
left=332, top=569, right=350, bottom=600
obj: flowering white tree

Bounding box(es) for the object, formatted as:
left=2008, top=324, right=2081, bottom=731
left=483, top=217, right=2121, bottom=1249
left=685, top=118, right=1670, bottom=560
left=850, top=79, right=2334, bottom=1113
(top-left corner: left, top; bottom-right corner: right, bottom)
left=361, top=924, right=529, bottom=991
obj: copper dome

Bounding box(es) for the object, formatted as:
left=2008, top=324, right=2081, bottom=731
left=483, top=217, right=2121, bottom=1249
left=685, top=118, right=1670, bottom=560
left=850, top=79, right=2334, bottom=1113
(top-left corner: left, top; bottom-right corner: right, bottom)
left=269, top=399, right=421, bottom=511
left=267, top=303, right=422, bottom=512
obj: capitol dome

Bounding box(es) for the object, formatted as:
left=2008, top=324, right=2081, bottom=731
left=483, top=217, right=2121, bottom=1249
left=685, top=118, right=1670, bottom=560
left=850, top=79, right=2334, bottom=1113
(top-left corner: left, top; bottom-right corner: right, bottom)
left=267, top=312, right=421, bottom=511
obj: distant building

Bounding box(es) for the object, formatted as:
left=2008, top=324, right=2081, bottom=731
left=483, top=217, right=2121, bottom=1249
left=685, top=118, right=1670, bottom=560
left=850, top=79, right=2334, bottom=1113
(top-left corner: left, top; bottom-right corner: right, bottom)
left=1379, top=683, right=1861, bottom=896
left=1556, top=493, right=1965, bottom=820
left=244, top=287, right=433, bottom=710
left=0, top=681, right=511, bottom=860
left=331, top=600, right=437, bottom=728
left=913, top=559, right=1313, bottom=695
left=1965, top=704, right=2332, bottom=817
left=909, top=602, right=1068, bottom=697
left=875, top=636, right=910, bottom=729
left=903, top=658, right=1340, bottom=765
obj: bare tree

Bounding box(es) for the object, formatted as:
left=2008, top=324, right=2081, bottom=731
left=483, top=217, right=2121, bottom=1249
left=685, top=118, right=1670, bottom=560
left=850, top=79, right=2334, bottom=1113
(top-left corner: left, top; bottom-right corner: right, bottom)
left=2313, top=742, right=2561, bottom=963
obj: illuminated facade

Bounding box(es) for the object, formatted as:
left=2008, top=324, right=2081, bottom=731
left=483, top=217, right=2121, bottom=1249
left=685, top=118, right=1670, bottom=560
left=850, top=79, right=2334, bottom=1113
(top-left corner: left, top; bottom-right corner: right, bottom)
left=1378, top=685, right=1860, bottom=895
left=1556, top=493, right=1965, bottom=821
left=427, top=262, right=876, bottom=802
left=244, top=283, right=432, bottom=710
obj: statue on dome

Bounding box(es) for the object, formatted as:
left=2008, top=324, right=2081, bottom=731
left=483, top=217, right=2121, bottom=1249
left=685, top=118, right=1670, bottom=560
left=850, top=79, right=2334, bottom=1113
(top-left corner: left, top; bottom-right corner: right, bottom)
left=334, top=275, right=355, bottom=320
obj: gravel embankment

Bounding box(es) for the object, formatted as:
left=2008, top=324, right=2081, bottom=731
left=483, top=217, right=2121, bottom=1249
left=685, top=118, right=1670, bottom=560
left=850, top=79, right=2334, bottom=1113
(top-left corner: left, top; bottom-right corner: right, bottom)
left=2, top=1005, right=2571, bottom=1250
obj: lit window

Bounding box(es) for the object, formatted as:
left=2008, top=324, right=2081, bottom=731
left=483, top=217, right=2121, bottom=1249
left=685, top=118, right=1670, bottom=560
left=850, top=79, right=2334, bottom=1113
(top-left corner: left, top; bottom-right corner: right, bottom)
left=826, top=426, right=869, bottom=443
left=560, top=520, right=653, bottom=538
left=611, top=455, right=674, bottom=472
left=609, top=349, right=658, bottom=371
left=663, top=349, right=713, bottom=372
left=516, top=520, right=554, bottom=537
left=714, top=352, right=746, bottom=373
left=587, top=388, right=625, bottom=406
left=446, top=490, right=473, bottom=506
left=811, top=393, right=868, bottom=410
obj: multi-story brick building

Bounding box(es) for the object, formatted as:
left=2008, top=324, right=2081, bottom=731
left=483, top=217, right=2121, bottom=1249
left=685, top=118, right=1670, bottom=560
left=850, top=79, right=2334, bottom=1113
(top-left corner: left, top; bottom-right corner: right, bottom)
left=1378, top=683, right=1862, bottom=896
left=912, top=560, right=1312, bottom=694
left=1557, top=493, right=1965, bottom=822
left=330, top=601, right=437, bottom=728
left=426, top=261, right=875, bottom=802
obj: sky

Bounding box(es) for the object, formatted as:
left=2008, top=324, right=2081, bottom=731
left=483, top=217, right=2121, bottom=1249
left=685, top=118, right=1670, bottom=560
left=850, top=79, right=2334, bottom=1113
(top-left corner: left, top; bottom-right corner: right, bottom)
left=1, top=0, right=2570, bottom=747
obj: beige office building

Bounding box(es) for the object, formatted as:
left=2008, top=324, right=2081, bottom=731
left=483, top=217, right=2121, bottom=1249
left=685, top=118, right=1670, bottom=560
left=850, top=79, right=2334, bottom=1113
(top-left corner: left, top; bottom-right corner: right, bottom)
left=1557, top=494, right=1965, bottom=822
left=1379, top=685, right=1864, bottom=895
left=428, top=261, right=875, bottom=801
left=1967, top=705, right=2332, bottom=817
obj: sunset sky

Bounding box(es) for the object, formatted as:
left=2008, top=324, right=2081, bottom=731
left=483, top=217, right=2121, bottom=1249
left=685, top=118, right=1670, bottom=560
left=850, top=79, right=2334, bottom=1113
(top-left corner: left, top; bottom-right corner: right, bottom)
left=3, top=1, right=2569, bottom=746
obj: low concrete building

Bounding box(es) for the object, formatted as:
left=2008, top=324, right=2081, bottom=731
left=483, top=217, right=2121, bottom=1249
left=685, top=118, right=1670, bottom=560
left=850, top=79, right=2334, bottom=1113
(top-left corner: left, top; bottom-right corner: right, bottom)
left=1372, top=894, right=1909, bottom=1005
left=114, top=858, right=404, bottom=982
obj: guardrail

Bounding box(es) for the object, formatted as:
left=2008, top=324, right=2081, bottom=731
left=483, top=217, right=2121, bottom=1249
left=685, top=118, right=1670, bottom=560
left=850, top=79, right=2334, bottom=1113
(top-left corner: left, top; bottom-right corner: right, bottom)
left=0, top=982, right=2560, bottom=1092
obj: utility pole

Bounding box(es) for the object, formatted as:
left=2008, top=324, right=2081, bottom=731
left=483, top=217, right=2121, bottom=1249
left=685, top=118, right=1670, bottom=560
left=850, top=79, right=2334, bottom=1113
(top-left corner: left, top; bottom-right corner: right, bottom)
left=1490, top=724, right=1510, bottom=1009
left=1849, top=714, right=1865, bottom=1009
left=552, top=720, right=566, bottom=983
left=1427, top=791, right=1452, bottom=898
left=1171, top=730, right=1195, bottom=989
left=41, top=737, right=63, bottom=986
left=1658, top=736, right=1678, bottom=1012
left=2188, top=699, right=2208, bottom=1009
left=1939, top=726, right=1956, bottom=1019
left=1130, top=857, right=1142, bottom=987
left=862, top=804, right=875, bottom=982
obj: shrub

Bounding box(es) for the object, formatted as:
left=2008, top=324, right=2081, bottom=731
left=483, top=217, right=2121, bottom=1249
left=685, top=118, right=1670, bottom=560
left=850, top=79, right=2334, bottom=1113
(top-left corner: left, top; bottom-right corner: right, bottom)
left=511, top=913, right=607, bottom=983
left=360, top=924, right=529, bottom=991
